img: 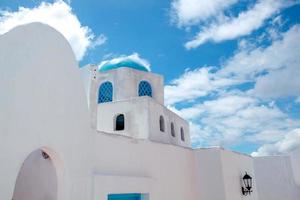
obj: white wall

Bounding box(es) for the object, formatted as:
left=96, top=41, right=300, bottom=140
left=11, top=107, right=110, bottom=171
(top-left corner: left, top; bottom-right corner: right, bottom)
left=13, top=150, right=57, bottom=200
left=290, top=147, right=300, bottom=187
left=254, top=156, right=300, bottom=200
left=96, top=97, right=150, bottom=138
left=194, top=148, right=259, bottom=200
left=148, top=99, right=190, bottom=147
left=94, top=67, right=164, bottom=104
left=0, top=22, right=93, bottom=200
left=91, top=134, right=197, bottom=200
left=96, top=96, right=190, bottom=147
left=194, top=148, right=226, bottom=200
left=220, top=150, right=259, bottom=200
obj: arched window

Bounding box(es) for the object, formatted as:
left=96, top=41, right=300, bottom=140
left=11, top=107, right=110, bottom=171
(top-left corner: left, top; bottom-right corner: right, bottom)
left=115, top=114, right=125, bottom=131
left=138, top=81, right=152, bottom=97
left=159, top=116, right=165, bottom=132
left=171, top=122, right=175, bottom=137
left=180, top=127, right=185, bottom=141
left=98, top=81, right=113, bottom=103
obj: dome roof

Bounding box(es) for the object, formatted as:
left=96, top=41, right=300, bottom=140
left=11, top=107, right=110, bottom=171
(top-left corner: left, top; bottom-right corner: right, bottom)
left=99, top=60, right=149, bottom=72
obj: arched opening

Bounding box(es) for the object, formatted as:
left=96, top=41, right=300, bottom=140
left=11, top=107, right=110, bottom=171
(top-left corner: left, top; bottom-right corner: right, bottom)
left=98, top=81, right=113, bottom=103
left=159, top=116, right=165, bottom=132
left=180, top=127, right=185, bottom=141
left=12, top=149, right=58, bottom=200
left=138, top=81, right=152, bottom=97
left=115, top=114, right=125, bottom=131
left=171, top=122, right=175, bottom=137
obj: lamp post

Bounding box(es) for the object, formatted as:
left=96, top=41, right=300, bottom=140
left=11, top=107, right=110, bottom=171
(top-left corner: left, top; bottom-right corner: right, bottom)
left=242, top=172, right=253, bottom=196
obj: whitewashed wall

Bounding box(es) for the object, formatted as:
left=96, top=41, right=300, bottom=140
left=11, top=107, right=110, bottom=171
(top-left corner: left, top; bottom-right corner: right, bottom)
left=194, top=148, right=226, bottom=200
left=94, top=67, right=164, bottom=104
left=254, top=156, right=300, bottom=200
left=194, top=148, right=259, bottom=200
left=96, top=96, right=190, bottom=147
left=13, top=150, right=57, bottom=200
left=0, top=22, right=93, bottom=200
left=290, top=147, right=300, bottom=188
left=96, top=97, right=150, bottom=138
left=220, top=150, right=259, bottom=200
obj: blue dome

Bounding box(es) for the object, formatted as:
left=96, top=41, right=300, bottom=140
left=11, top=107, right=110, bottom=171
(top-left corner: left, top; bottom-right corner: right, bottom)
left=99, top=60, right=149, bottom=72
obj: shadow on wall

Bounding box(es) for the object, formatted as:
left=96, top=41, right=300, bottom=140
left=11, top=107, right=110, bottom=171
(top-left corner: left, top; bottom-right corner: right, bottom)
left=12, top=148, right=58, bottom=200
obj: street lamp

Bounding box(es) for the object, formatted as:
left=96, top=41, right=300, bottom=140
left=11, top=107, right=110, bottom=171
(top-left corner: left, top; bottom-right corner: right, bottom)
left=242, top=172, right=252, bottom=196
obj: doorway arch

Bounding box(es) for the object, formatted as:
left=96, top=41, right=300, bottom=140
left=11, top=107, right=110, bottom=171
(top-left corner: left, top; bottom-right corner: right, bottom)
left=12, top=148, right=64, bottom=200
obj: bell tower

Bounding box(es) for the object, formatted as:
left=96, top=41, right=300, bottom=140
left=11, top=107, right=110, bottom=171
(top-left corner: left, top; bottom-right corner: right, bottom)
left=87, top=60, right=190, bottom=148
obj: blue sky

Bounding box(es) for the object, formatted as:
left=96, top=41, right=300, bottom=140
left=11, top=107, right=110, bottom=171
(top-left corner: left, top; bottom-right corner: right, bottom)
left=1, top=0, right=300, bottom=156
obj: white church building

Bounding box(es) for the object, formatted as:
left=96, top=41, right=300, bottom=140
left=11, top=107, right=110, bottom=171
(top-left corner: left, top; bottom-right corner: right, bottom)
left=0, top=23, right=300, bottom=200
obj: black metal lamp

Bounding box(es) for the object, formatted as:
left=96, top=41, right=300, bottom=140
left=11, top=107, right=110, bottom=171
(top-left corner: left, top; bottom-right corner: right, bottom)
left=242, top=172, right=252, bottom=196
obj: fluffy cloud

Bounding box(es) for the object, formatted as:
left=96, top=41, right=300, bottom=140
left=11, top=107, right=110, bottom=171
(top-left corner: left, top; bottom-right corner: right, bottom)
left=167, top=24, right=300, bottom=102
left=0, top=0, right=105, bottom=60
left=178, top=94, right=300, bottom=147
left=90, top=34, right=107, bottom=49
left=178, top=95, right=256, bottom=120
left=164, top=67, right=239, bottom=105
left=252, top=129, right=300, bottom=156
left=220, top=25, right=300, bottom=99
left=185, top=0, right=291, bottom=49
left=98, top=53, right=151, bottom=71
left=171, top=0, right=237, bottom=27
left=171, top=0, right=298, bottom=48
left=165, top=24, right=300, bottom=154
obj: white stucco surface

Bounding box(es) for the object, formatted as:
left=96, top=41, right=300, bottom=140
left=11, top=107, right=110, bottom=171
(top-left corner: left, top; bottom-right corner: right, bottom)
left=1, top=22, right=299, bottom=200
left=254, top=156, right=300, bottom=200
left=290, top=147, right=300, bottom=187
left=13, top=150, right=57, bottom=200
left=194, top=148, right=259, bottom=200
left=0, top=22, right=93, bottom=200
left=92, top=66, right=164, bottom=104
left=95, top=96, right=190, bottom=147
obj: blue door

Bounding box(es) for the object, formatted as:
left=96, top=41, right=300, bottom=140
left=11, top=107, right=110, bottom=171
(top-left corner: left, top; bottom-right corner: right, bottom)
left=108, top=193, right=142, bottom=200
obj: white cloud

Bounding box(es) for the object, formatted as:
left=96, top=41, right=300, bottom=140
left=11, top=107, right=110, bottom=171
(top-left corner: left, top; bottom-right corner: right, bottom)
left=168, top=1, right=300, bottom=154
left=185, top=0, right=293, bottom=49
left=218, top=24, right=300, bottom=99
left=0, top=0, right=105, bottom=60
left=184, top=94, right=300, bottom=147
left=165, top=25, right=300, bottom=149
left=252, top=128, right=300, bottom=156
left=167, top=13, right=300, bottom=106
left=98, top=53, right=151, bottom=71
left=248, top=130, right=285, bottom=143
left=178, top=95, right=256, bottom=120
left=164, top=67, right=239, bottom=105
left=254, top=63, right=300, bottom=98
left=171, top=0, right=237, bottom=27
left=90, top=34, right=107, bottom=49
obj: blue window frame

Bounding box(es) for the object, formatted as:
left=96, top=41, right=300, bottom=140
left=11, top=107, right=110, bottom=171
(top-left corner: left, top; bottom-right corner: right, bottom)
left=138, top=81, right=152, bottom=97
left=108, top=193, right=142, bottom=200
left=98, top=81, right=113, bottom=103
